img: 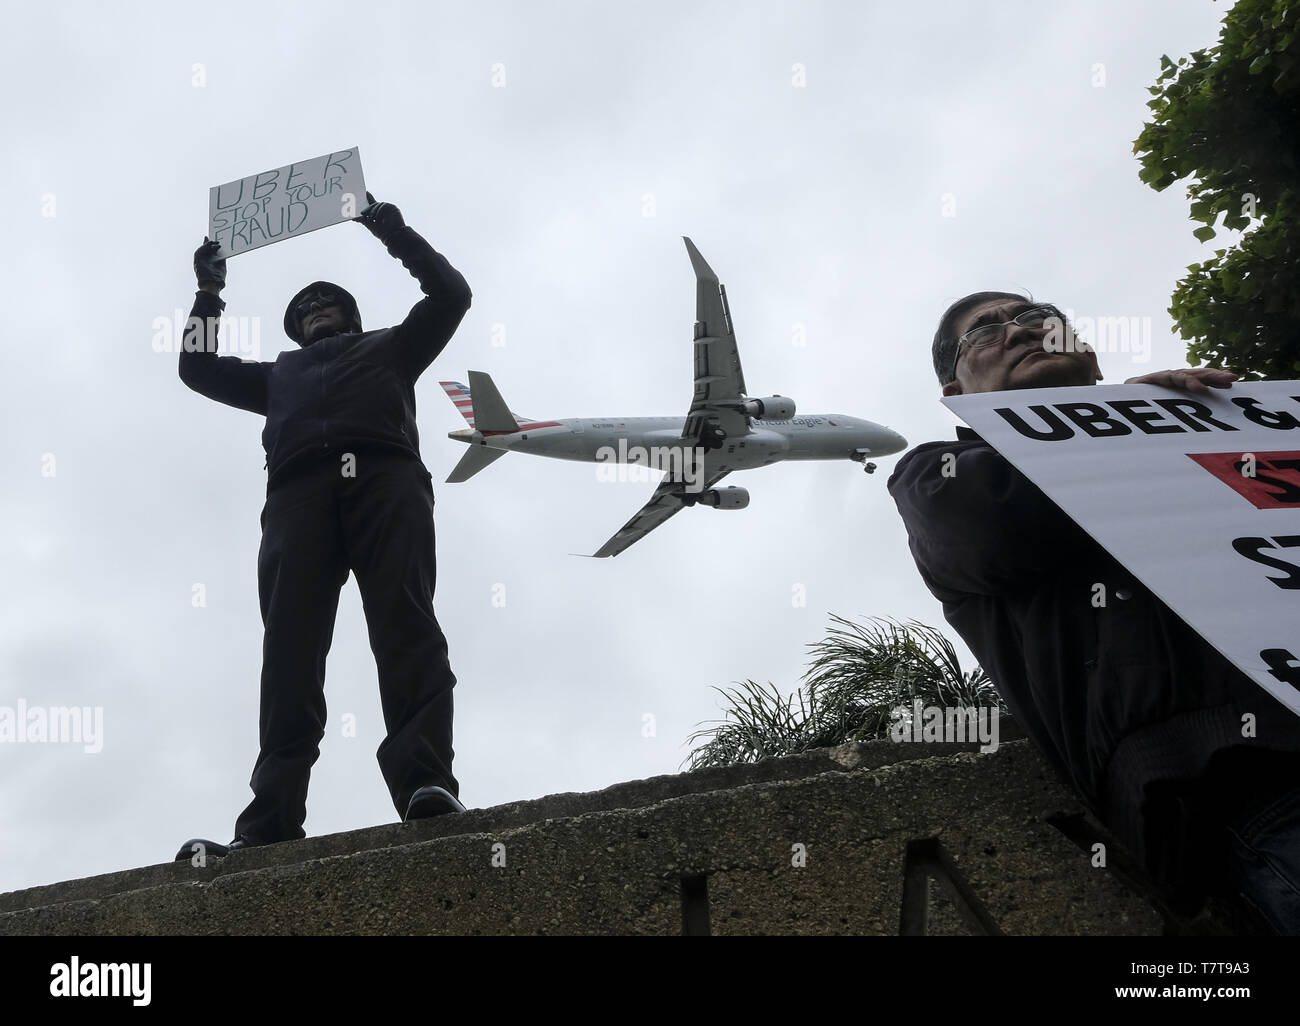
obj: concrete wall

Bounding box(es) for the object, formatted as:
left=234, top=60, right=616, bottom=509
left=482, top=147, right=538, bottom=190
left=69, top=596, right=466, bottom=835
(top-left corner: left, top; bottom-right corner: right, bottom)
left=0, top=737, right=1172, bottom=935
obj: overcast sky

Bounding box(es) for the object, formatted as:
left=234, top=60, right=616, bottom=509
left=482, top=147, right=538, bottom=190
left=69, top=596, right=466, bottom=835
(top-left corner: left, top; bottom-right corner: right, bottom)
left=0, top=0, right=1229, bottom=895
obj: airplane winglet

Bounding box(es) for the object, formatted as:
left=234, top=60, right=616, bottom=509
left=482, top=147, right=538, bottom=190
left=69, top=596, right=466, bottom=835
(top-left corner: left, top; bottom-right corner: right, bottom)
left=684, top=237, right=734, bottom=340
left=683, top=236, right=718, bottom=283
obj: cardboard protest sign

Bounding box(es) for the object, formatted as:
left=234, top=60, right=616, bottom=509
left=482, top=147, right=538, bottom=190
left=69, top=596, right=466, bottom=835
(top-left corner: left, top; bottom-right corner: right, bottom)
left=944, top=380, right=1300, bottom=718
left=208, top=147, right=366, bottom=258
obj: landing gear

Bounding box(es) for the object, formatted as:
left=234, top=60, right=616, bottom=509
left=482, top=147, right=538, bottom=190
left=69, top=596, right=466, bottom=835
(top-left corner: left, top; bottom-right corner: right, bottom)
left=701, top=424, right=727, bottom=451
left=850, top=449, right=877, bottom=474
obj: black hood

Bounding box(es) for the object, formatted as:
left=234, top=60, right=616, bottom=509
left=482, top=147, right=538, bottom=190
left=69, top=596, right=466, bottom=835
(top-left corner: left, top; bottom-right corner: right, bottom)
left=283, top=281, right=363, bottom=345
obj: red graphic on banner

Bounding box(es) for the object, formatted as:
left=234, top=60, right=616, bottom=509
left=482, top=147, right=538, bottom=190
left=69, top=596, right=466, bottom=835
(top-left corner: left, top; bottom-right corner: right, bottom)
left=1188, top=450, right=1300, bottom=509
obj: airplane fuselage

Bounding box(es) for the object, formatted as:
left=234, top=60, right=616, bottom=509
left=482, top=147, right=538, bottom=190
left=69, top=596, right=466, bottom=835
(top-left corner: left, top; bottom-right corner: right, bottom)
left=450, top=413, right=906, bottom=474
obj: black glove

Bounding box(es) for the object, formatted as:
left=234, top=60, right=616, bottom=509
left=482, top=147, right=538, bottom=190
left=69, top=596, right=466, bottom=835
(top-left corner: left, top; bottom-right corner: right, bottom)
left=355, top=190, right=405, bottom=244
left=193, top=237, right=226, bottom=289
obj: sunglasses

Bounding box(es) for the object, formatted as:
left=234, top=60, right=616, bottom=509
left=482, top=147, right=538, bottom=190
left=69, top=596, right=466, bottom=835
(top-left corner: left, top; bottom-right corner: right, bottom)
left=295, top=289, right=342, bottom=320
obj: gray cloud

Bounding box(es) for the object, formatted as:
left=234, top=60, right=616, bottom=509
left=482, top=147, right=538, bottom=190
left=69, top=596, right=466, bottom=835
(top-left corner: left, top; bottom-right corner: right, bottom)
left=0, top=0, right=1225, bottom=893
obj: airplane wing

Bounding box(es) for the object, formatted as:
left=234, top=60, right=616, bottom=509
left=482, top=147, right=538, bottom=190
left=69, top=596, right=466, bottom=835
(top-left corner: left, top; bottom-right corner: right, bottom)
left=593, top=239, right=751, bottom=558
left=593, top=466, right=731, bottom=558
left=682, top=238, right=752, bottom=442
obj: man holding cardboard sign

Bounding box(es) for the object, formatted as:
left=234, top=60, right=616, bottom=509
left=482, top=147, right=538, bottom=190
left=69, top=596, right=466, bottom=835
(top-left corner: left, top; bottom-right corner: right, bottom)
left=889, top=292, right=1300, bottom=933
left=175, top=191, right=472, bottom=859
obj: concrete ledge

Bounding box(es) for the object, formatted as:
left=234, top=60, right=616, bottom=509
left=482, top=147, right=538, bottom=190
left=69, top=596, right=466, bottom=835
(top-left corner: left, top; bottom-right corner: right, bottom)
left=0, top=733, right=1164, bottom=935
left=0, top=725, right=1023, bottom=915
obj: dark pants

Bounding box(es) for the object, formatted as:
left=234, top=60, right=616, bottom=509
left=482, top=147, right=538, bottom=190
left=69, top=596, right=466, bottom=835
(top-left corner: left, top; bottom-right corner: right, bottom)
left=1147, top=748, right=1300, bottom=933
left=234, top=450, right=457, bottom=842
left=1227, top=784, right=1300, bottom=935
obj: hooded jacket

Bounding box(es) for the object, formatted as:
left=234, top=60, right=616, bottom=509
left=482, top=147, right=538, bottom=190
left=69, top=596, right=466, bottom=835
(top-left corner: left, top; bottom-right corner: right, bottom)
left=888, top=426, right=1300, bottom=895
left=179, top=226, right=471, bottom=486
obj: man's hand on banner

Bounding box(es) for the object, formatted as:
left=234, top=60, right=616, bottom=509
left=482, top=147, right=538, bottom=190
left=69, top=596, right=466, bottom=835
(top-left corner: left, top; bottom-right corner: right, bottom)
left=194, top=237, right=226, bottom=295
left=1124, top=367, right=1239, bottom=393
left=356, top=191, right=405, bottom=244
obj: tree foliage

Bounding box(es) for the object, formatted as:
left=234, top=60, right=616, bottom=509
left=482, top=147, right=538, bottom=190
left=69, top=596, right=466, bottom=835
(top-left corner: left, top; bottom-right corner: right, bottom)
left=1134, top=0, right=1300, bottom=380
left=685, top=616, right=1004, bottom=769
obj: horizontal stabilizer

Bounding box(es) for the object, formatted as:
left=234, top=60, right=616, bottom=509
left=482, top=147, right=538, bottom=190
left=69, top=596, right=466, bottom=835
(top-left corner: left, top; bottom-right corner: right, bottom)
left=467, top=371, right=521, bottom=434
left=447, top=444, right=508, bottom=483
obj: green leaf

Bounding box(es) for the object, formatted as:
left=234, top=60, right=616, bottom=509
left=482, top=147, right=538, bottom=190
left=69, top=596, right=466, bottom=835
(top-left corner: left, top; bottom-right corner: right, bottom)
left=1193, top=225, right=1218, bottom=242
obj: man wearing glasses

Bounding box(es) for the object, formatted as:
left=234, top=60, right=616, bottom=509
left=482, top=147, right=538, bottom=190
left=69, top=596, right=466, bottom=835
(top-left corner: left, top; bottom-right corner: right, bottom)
left=176, top=194, right=472, bottom=859
left=888, top=291, right=1300, bottom=933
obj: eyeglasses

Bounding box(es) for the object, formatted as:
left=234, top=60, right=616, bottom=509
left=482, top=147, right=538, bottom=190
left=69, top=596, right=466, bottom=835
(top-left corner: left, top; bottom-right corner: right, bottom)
left=950, top=304, right=1068, bottom=381
left=295, top=289, right=340, bottom=319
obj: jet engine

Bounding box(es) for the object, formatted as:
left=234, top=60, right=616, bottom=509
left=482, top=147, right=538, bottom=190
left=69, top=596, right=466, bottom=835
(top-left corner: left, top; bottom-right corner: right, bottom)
left=698, top=486, right=750, bottom=509
left=740, top=396, right=796, bottom=420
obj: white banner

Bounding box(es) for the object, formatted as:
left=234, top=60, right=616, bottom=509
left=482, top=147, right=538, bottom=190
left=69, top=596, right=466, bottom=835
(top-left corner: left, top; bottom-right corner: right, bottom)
left=207, top=147, right=366, bottom=258
left=944, top=380, right=1300, bottom=717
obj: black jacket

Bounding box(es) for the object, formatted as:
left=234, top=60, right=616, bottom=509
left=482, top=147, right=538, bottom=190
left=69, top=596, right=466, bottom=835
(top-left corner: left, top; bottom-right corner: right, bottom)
left=179, top=226, right=471, bottom=486
left=889, top=426, right=1300, bottom=888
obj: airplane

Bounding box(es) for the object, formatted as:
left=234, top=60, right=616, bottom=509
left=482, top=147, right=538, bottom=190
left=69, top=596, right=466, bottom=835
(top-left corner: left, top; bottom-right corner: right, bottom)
left=439, top=237, right=908, bottom=557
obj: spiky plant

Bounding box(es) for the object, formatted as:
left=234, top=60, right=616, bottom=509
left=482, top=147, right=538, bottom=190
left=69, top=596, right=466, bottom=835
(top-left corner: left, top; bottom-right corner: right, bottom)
left=686, top=616, right=1004, bottom=769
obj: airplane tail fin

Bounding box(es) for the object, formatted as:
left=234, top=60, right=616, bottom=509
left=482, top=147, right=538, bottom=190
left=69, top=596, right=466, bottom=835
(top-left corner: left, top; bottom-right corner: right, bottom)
left=446, top=444, right=508, bottom=483
left=467, top=371, right=522, bottom=433
left=440, top=381, right=478, bottom=428
left=439, top=373, right=529, bottom=433
left=440, top=374, right=532, bottom=484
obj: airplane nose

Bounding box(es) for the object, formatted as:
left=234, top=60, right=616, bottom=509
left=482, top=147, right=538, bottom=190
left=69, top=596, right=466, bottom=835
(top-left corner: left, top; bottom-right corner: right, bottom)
left=887, top=429, right=908, bottom=453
